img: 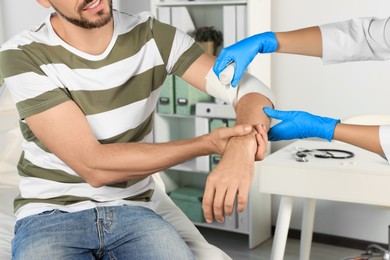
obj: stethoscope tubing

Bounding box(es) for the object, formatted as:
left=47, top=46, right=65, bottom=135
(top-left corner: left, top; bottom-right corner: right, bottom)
left=295, top=149, right=354, bottom=162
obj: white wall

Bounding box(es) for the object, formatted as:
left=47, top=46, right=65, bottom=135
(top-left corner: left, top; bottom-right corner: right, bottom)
left=119, top=1, right=151, bottom=14
left=0, top=0, right=150, bottom=42
left=271, top=0, right=390, bottom=244
left=0, top=1, right=4, bottom=44
left=2, top=1, right=51, bottom=42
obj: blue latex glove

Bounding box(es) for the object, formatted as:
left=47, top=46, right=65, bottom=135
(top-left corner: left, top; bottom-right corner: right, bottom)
left=213, top=32, right=278, bottom=87
left=263, top=107, right=340, bottom=142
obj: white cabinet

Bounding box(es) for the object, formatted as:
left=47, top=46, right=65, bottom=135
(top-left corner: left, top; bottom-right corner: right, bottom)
left=150, top=0, right=272, bottom=85
left=151, top=0, right=272, bottom=249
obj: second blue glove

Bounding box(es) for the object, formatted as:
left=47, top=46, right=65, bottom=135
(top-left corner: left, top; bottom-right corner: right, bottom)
left=263, top=107, right=340, bottom=142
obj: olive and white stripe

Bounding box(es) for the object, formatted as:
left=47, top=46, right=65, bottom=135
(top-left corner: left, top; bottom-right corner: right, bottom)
left=0, top=10, right=204, bottom=219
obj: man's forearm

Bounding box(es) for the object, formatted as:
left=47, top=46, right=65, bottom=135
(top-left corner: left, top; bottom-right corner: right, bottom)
left=275, top=26, right=323, bottom=57
left=70, top=136, right=212, bottom=187
left=25, top=99, right=252, bottom=188
left=71, top=124, right=251, bottom=187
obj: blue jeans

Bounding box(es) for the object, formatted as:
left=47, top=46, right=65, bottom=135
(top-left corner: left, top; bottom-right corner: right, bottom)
left=12, top=206, right=194, bottom=260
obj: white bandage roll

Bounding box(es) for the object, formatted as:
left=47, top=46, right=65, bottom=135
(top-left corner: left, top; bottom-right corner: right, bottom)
left=206, top=68, right=238, bottom=106
left=219, top=63, right=236, bottom=86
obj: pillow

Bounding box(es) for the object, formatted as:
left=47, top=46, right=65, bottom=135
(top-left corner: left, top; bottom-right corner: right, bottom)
left=0, top=87, right=21, bottom=186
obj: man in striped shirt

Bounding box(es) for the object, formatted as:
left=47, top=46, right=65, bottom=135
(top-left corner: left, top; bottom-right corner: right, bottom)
left=0, top=0, right=273, bottom=259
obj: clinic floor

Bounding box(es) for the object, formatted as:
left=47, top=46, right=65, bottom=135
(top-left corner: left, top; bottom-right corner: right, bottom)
left=198, top=227, right=364, bottom=260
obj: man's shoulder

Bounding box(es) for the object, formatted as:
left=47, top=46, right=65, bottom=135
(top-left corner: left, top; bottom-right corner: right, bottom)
left=115, top=9, right=154, bottom=20
left=115, top=10, right=155, bottom=28
left=1, top=21, right=50, bottom=53
left=132, top=11, right=154, bottom=21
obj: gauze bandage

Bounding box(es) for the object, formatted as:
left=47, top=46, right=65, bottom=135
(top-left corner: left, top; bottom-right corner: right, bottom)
left=205, top=66, right=275, bottom=107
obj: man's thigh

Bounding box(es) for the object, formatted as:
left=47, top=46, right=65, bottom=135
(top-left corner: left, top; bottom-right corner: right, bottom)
left=152, top=184, right=232, bottom=260
left=12, top=206, right=194, bottom=260
left=102, top=206, right=194, bottom=260
left=12, top=209, right=98, bottom=260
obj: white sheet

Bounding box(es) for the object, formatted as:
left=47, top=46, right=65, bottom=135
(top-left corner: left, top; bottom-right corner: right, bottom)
left=0, top=184, right=19, bottom=260
left=0, top=87, right=22, bottom=187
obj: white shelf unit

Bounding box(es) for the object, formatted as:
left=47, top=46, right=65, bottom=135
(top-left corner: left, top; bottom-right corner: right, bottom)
left=150, top=0, right=272, bottom=85
left=156, top=1, right=248, bottom=7
left=151, top=0, right=272, bottom=249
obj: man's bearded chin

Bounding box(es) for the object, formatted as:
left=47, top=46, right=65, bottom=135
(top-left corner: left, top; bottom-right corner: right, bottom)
left=51, top=0, right=113, bottom=29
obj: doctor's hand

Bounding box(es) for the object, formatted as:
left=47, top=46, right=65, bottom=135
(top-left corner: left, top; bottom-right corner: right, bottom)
left=213, top=32, right=278, bottom=87
left=263, top=107, right=340, bottom=142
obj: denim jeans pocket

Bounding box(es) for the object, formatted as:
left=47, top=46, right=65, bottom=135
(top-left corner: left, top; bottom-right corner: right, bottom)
left=38, top=209, right=67, bottom=216
left=14, top=209, right=67, bottom=234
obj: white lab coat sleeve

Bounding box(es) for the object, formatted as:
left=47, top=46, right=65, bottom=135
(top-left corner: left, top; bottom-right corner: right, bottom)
left=320, top=17, right=390, bottom=64
left=379, top=125, right=390, bottom=163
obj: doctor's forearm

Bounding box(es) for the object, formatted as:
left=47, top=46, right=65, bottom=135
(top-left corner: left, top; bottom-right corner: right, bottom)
left=333, top=124, right=384, bottom=155
left=275, top=26, right=323, bottom=57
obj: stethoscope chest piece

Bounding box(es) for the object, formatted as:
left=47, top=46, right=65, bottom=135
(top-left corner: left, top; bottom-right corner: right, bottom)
left=295, top=152, right=309, bottom=162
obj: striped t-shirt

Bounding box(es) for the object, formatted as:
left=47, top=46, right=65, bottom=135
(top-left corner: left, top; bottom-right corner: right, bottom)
left=0, top=10, right=204, bottom=220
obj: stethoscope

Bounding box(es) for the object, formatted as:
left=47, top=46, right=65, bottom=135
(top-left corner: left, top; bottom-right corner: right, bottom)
left=295, top=149, right=355, bottom=162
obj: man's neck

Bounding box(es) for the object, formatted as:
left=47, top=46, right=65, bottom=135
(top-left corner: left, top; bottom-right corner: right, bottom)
left=50, top=14, right=114, bottom=56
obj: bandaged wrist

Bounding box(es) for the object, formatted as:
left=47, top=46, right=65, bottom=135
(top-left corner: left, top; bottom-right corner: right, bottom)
left=205, top=68, right=275, bottom=107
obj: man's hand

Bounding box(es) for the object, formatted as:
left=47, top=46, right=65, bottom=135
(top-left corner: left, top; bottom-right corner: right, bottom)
left=253, top=123, right=269, bottom=161
left=207, top=124, right=253, bottom=154
left=202, top=132, right=258, bottom=223
left=263, top=107, right=340, bottom=141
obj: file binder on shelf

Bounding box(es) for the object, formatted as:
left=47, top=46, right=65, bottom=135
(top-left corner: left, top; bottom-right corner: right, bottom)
left=222, top=5, right=236, bottom=47
left=236, top=5, right=247, bottom=41
left=171, top=6, right=196, bottom=34
left=157, top=75, right=175, bottom=114
left=157, top=6, right=171, bottom=24
left=175, top=77, right=214, bottom=116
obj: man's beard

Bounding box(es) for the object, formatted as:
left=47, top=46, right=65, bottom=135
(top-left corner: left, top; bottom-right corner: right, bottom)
left=51, top=0, right=113, bottom=29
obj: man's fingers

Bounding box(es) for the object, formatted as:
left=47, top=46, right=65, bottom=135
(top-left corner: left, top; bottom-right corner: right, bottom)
left=254, top=124, right=268, bottom=160
left=232, top=124, right=252, bottom=136
left=202, top=177, right=216, bottom=223
left=224, top=187, right=238, bottom=217
left=256, top=124, right=268, bottom=142
left=218, top=124, right=252, bottom=140
left=236, top=183, right=251, bottom=213
left=212, top=186, right=227, bottom=223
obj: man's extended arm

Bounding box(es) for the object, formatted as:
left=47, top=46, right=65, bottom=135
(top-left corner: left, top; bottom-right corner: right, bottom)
left=25, top=100, right=252, bottom=187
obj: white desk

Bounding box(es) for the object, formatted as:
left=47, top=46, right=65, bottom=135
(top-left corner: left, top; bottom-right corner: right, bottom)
left=259, top=140, right=390, bottom=260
